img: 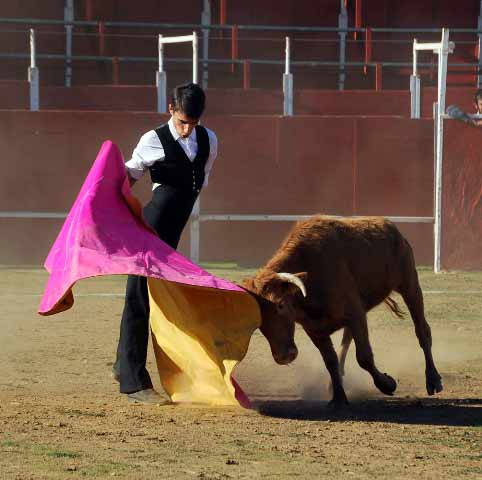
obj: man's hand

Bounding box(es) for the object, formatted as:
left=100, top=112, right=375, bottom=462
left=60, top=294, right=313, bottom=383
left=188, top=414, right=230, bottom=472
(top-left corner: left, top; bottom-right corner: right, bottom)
left=471, top=118, right=482, bottom=127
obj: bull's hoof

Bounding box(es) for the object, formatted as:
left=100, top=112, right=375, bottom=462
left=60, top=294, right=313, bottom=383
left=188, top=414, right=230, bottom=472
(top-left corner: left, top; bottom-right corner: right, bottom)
left=327, top=394, right=349, bottom=412
left=375, top=373, right=397, bottom=396
left=426, top=372, right=443, bottom=396
left=327, top=379, right=345, bottom=398
left=328, top=390, right=348, bottom=412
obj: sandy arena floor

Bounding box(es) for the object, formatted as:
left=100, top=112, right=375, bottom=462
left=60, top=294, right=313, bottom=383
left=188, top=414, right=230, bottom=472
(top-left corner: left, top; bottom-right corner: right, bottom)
left=0, top=266, right=481, bottom=479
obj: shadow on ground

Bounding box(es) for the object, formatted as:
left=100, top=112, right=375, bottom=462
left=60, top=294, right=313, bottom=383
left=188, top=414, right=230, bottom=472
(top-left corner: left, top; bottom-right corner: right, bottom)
left=254, top=397, right=482, bottom=427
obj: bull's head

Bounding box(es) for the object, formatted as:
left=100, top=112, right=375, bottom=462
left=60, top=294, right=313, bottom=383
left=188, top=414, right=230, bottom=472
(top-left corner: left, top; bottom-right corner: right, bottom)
left=242, top=270, right=307, bottom=365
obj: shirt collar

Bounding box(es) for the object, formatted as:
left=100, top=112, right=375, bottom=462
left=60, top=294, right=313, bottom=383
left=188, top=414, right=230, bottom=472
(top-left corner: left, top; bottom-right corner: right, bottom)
left=168, top=117, right=197, bottom=142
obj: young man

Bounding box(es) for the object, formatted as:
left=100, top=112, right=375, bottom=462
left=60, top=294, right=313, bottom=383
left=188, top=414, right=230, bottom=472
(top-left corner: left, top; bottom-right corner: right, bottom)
left=113, top=83, right=218, bottom=404
left=472, top=88, right=482, bottom=126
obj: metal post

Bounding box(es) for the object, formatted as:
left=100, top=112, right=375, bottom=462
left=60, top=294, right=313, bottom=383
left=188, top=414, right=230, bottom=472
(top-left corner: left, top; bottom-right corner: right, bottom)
left=478, top=0, right=482, bottom=87
left=190, top=31, right=200, bottom=262
left=433, top=101, right=438, bottom=219
left=28, top=29, right=39, bottom=111
left=354, top=0, right=362, bottom=40
left=64, top=0, right=74, bottom=87
left=410, top=76, right=421, bottom=118
left=156, top=34, right=167, bottom=113
left=434, top=28, right=450, bottom=273
left=193, top=31, right=198, bottom=83
left=412, top=29, right=454, bottom=272
left=283, top=37, right=294, bottom=116
left=190, top=198, right=201, bottom=263
left=364, top=27, right=372, bottom=75
left=98, top=21, right=105, bottom=56
left=220, top=0, right=227, bottom=27
left=230, top=25, right=238, bottom=74
left=338, top=0, right=348, bottom=90
left=375, top=63, right=382, bottom=91
left=410, top=38, right=421, bottom=118
left=201, top=0, right=211, bottom=89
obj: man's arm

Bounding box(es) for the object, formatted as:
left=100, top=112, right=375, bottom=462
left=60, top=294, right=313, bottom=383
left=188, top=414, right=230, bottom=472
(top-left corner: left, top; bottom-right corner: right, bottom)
left=446, top=105, right=482, bottom=127
left=470, top=118, right=482, bottom=127
left=446, top=105, right=472, bottom=123
left=125, top=130, right=165, bottom=184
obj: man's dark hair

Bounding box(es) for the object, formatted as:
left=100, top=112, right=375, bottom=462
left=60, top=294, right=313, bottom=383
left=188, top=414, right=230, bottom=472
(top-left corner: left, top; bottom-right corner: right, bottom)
left=171, top=83, right=206, bottom=119
left=474, top=89, right=482, bottom=103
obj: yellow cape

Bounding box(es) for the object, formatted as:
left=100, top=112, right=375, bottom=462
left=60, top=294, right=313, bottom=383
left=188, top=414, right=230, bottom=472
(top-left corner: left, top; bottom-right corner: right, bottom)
left=148, top=279, right=261, bottom=406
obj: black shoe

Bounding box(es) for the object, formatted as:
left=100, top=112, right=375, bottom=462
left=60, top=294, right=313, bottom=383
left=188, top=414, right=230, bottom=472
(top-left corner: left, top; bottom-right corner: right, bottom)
left=127, top=388, right=172, bottom=405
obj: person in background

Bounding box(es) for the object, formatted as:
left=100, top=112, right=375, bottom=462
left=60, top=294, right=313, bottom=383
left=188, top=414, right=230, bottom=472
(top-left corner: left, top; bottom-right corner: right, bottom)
left=447, top=88, right=482, bottom=126
left=472, top=88, right=482, bottom=125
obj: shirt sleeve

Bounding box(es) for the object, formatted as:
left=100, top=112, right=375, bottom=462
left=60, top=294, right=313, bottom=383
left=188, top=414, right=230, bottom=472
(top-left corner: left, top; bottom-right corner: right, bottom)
left=124, top=130, right=165, bottom=180
left=203, top=129, right=218, bottom=187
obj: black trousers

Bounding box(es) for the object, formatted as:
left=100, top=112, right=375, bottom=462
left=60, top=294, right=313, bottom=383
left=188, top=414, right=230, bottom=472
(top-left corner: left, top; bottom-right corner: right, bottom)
left=116, top=185, right=197, bottom=393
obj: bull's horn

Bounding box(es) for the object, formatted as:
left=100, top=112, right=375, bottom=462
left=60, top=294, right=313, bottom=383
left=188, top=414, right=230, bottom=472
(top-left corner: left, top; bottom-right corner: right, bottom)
left=276, top=273, right=307, bottom=297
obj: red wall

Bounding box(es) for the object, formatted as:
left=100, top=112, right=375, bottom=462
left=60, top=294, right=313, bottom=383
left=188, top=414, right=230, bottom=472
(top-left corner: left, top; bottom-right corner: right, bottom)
left=1, top=110, right=479, bottom=269
left=442, top=121, right=482, bottom=270
left=0, top=110, right=438, bottom=267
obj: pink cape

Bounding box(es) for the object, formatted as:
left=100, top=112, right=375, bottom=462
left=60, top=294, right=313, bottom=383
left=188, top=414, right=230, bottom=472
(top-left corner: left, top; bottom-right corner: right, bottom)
left=39, top=141, right=243, bottom=315
left=38, top=141, right=260, bottom=408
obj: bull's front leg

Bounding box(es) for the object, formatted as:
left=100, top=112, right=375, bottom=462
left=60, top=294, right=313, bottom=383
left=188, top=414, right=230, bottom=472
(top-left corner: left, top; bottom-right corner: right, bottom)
left=303, top=326, right=348, bottom=409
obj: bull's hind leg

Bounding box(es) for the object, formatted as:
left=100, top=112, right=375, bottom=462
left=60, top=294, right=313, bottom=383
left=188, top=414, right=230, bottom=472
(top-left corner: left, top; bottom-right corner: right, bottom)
left=347, top=300, right=397, bottom=396
left=396, top=252, right=443, bottom=395
left=304, top=327, right=348, bottom=409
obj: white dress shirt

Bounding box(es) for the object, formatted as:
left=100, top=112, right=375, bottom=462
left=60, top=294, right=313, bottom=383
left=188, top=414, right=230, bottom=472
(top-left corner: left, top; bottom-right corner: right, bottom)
left=125, top=117, right=218, bottom=190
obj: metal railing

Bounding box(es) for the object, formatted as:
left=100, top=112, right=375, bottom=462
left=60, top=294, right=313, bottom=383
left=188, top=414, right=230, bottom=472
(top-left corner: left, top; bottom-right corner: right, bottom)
left=2, top=17, right=482, bottom=92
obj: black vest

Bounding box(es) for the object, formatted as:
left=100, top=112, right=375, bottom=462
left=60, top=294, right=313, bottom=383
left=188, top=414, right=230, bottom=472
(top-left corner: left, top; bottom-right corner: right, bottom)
left=149, top=123, right=210, bottom=194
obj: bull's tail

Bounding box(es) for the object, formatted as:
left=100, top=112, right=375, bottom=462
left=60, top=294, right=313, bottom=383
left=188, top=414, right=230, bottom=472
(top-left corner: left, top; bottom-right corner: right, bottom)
left=384, top=296, right=405, bottom=319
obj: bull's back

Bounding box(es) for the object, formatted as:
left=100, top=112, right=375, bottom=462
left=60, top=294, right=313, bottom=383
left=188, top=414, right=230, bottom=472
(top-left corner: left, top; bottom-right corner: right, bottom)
left=289, top=216, right=411, bottom=308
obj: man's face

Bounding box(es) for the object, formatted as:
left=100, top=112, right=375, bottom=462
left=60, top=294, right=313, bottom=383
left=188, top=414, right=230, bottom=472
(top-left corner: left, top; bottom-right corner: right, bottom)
left=475, top=98, right=482, bottom=114
left=169, top=105, right=199, bottom=138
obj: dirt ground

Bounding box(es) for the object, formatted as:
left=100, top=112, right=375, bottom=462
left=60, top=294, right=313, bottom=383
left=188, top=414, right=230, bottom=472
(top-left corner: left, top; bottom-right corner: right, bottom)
left=0, top=265, right=481, bottom=479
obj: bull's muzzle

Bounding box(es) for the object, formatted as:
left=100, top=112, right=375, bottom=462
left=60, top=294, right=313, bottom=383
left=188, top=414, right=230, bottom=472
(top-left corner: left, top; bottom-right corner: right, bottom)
left=273, top=346, right=298, bottom=365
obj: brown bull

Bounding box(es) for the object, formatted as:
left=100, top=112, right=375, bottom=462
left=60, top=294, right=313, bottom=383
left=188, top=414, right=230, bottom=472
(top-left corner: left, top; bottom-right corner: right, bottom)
left=242, top=215, right=443, bottom=407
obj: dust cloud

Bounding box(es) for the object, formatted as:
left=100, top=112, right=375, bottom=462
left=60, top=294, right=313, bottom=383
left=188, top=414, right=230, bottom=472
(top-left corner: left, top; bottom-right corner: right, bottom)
left=235, top=317, right=482, bottom=404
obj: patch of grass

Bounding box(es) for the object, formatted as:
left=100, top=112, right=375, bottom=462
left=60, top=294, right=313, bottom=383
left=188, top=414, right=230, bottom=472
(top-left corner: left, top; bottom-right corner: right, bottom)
left=0, top=440, right=21, bottom=448
left=1, top=438, right=82, bottom=460
left=46, top=449, right=81, bottom=459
